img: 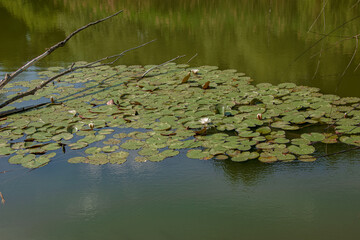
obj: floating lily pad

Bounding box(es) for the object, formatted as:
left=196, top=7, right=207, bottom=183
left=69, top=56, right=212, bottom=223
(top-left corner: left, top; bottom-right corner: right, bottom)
left=298, top=155, right=317, bottom=162
left=109, top=151, right=128, bottom=164
left=258, top=152, right=277, bottom=163
left=231, top=151, right=259, bottom=162
left=120, top=139, right=144, bottom=150
left=102, top=145, right=119, bottom=153
left=186, top=149, right=212, bottom=160
left=68, top=156, right=87, bottom=164
left=2, top=63, right=359, bottom=168
left=301, top=133, right=325, bottom=142
left=288, top=145, right=315, bottom=155
left=69, top=141, right=88, bottom=150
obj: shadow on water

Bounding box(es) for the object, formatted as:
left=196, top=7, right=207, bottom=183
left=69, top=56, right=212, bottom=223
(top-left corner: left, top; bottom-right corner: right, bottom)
left=213, top=158, right=274, bottom=186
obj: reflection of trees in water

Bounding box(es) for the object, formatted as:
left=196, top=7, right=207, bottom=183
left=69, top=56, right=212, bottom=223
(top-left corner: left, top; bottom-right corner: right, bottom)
left=1, top=0, right=360, bottom=96
left=213, top=159, right=274, bottom=186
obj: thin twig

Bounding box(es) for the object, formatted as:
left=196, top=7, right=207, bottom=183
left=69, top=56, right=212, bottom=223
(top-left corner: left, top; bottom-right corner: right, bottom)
left=186, top=53, right=198, bottom=64
left=0, top=10, right=123, bottom=90
left=308, top=0, right=328, bottom=33
left=318, top=146, right=360, bottom=159
left=312, top=4, right=327, bottom=80
left=336, top=35, right=358, bottom=91
left=140, top=55, right=186, bottom=79
left=351, top=0, right=360, bottom=9
left=293, top=14, right=360, bottom=63
left=0, top=40, right=156, bottom=110
left=310, top=34, right=359, bottom=59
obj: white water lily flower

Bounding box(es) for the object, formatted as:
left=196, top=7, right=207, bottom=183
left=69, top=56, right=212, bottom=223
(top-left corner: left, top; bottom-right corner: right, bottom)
left=199, top=117, right=211, bottom=125
left=88, top=123, right=94, bottom=129
left=68, top=110, right=77, bottom=116
left=191, top=69, right=199, bottom=74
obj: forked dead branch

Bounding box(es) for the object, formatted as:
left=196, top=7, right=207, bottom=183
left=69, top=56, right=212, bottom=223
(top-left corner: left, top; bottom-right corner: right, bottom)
left=0, top=10, right=161, bottom=112
left=0, top=10, right=123, bottom=90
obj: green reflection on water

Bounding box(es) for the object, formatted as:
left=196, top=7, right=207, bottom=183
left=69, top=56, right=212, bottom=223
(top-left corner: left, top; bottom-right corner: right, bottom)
left=1, top=0, right=360, bottom=96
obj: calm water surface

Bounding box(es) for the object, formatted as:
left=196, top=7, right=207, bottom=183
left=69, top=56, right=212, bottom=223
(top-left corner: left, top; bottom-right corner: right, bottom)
left=1, top=1, right=360, bottom=239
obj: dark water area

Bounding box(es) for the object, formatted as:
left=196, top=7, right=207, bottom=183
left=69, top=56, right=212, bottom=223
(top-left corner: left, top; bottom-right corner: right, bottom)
left=1, top=1, right=360, bottom=239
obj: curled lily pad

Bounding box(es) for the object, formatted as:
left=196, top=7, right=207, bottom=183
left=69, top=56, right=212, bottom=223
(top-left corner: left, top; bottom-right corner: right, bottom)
left=298, top=155, right=317, bottom=162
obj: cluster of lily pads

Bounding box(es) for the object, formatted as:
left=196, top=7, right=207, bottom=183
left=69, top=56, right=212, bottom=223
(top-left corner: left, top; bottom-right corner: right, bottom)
left=1, top=62, right=360, bottom=168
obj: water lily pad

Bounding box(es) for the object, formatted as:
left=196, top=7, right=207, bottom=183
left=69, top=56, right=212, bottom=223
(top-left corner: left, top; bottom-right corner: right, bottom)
left=69, top=141, right=89, bottom=150
left=109, top=151, right=128, bottom=164
left=87, top=153, right=109, bottom=165
left=339, top=136, right=360, bottom=146
left=231, top=151, right=259, bottom=162
left=43, top=143, right=61, bottom=151
left=8, top=154, right=35, bottom=164
left=135, top=156, right=148, bottom=162
left=68, top=157, right=87, bottom=164
left=85, top=147, right=102, bottom=155
left=121, top=139, right=144, bottom=150
left=103, top=138, right=122, bottom=145
left=301, top=133, right=325, bottom=142
left=298, top=155, right=316, bottom=162
left=288, top=145, right=315, bottom=155
left=102, top=145, right=119, bottom=153
left=0, top=146, right=15, bottom=155
left=258, top=152, right=277, bottom=163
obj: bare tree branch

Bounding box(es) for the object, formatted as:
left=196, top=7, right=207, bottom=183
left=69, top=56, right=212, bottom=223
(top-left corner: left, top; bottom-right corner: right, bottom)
left=0, top=10, right=124, bottom=90
left=0, top=40, right=156, bottom=110
left=186, top=53, right=198, bottom=64
left=140, top=55, right=186, bottom=79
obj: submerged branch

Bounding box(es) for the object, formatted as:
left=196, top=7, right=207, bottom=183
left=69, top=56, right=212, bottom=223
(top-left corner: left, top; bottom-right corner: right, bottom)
left=0, top=10, right=123, bottom=90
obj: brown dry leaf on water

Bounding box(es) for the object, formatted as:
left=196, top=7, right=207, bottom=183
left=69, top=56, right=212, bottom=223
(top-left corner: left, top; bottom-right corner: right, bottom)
left=202, top=81, right=210, bottom=89
left=181, top=72, right=191, bottom=83
left=0, top=192, right=5, bottom=205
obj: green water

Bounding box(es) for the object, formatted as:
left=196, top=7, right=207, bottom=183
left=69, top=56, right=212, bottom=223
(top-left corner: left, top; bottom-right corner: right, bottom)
left=1, top=1, right=360, bottom=239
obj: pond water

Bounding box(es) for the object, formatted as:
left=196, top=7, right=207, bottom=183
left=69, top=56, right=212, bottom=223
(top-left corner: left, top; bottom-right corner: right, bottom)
left=1, top=1, right=360, bottom=239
